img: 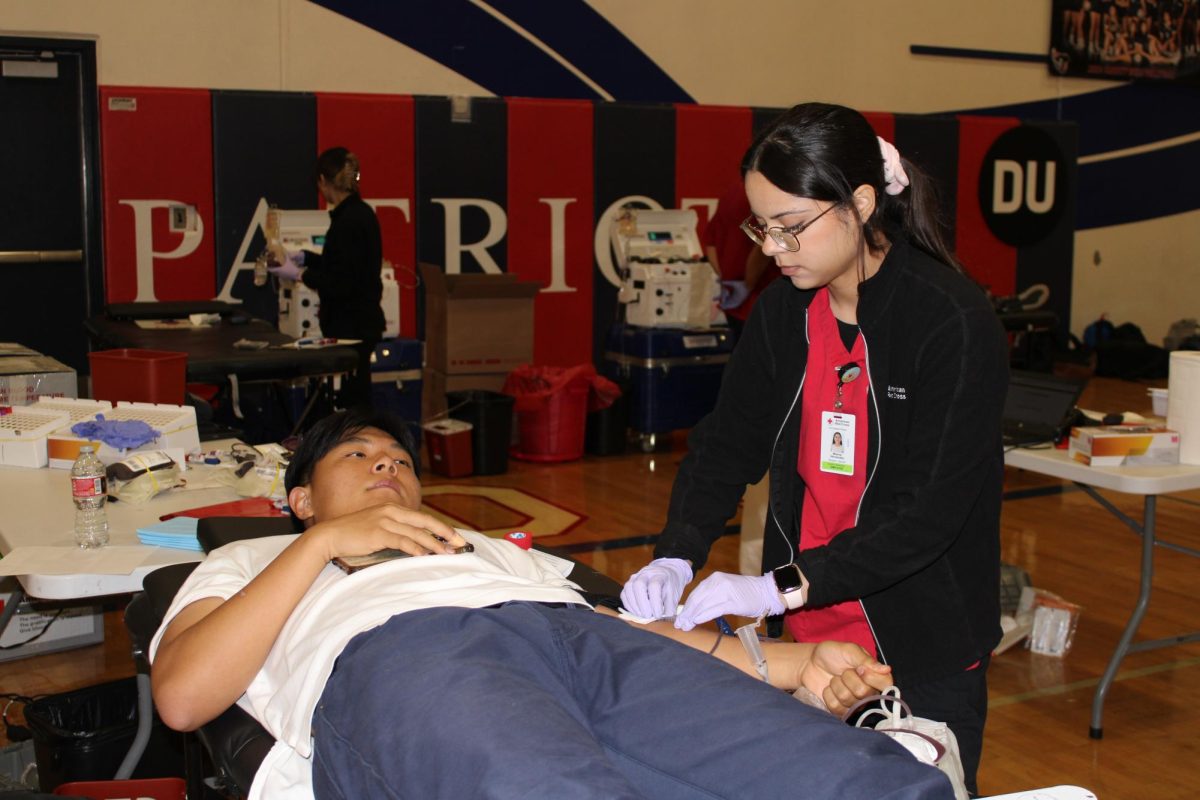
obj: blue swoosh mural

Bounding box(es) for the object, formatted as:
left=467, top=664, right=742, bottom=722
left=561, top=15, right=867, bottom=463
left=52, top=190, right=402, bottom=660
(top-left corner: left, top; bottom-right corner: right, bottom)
left=310, top=1, right=1194, bottom=230
left=309, top=0, right=692, bottom=103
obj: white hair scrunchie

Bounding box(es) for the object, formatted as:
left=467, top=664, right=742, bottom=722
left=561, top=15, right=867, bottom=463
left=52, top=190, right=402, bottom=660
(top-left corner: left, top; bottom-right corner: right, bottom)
left=877, top=136, right=910, bottom=196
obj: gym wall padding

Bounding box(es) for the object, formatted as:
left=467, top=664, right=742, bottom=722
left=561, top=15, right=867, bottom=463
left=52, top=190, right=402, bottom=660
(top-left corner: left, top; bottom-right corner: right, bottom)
left=99, top=87, right=215, bottom=304
left=317, top=93, right=418, bottom=339
left=893, top=114, right=960, bottom=254
left=955, top=115, right=1021, bottom=300
left=507, top=98, right=595, bottom=368
left=212, top=90, right=317, bottom=324
left=97, top=92, right=1078, bottom=358
left=592, top=102, right=676, bottom=364
left=674, top=104, right=752, bottom=241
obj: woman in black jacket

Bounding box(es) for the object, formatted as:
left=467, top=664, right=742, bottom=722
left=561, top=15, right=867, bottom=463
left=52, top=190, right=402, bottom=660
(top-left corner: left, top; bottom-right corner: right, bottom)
left=621, top=103, right=1008, bottom=794
left=270, top=147, right=385, bottom=409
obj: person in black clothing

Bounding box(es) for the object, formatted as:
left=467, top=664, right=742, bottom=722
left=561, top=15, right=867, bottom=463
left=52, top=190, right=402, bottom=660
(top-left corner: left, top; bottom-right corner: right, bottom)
left=270, top=147, right=384, bottom=409
left=621, top=103, right=1009, bottom=796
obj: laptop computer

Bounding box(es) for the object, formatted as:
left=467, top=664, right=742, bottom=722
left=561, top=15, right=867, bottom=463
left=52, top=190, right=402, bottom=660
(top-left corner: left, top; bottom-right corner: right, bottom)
left=1002, top=370, right=1088, bottom=446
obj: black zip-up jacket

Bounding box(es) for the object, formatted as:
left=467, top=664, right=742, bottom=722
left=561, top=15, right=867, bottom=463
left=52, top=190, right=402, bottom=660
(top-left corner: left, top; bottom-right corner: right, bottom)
left=301, top=192, right=385, bottom=341
left=655, top=239, right=1009, bottom=686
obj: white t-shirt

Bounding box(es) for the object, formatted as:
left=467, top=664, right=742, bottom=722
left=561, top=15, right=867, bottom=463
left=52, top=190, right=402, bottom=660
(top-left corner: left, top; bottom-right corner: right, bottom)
left=149, top=530, right=585, bottom=799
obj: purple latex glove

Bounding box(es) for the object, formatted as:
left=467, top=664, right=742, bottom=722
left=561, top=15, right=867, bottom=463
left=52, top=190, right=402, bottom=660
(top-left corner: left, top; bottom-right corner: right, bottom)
left=620, top=557, right=693, bottom=619
left=267, top=252, right=304, bottom=282
left=718, top=280, right=750, bottom=310
left=674, top=572, right=785, bottom=631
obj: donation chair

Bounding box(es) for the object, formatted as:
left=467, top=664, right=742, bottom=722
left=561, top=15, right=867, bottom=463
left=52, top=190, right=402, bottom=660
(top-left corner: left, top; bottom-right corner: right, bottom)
left=122, top=516, right=623, bottom=799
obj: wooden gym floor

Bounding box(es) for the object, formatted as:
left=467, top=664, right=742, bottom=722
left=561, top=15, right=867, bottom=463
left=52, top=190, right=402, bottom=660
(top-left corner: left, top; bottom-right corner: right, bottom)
left=4, top=377, right=1196, bottom=798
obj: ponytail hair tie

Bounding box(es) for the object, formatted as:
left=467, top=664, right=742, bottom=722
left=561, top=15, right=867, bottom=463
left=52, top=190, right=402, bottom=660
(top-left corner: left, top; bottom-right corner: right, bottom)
left=877, top=136, right=910, bottom=196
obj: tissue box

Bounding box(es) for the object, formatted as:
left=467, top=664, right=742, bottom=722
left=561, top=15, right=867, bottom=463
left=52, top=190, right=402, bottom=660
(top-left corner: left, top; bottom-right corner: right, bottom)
left=1069, top=424, right=1180, bottom=467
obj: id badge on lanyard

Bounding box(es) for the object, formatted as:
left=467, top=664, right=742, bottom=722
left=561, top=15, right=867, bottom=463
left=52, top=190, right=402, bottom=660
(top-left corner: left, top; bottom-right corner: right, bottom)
left=820, top=412, right=855, bottom=475
left=820, top=361, right=861, bottom=475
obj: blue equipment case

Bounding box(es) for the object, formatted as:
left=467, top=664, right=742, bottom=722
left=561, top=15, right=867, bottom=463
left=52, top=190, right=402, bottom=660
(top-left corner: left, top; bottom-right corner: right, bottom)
left=603, top=324, right=735, bottom=434
left=370, top=338, right=424, bottom=445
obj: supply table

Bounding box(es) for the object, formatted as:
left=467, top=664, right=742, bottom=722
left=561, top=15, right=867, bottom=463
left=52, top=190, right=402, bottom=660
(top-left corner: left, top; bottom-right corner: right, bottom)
left=85, top=312, right=358, bottom=433
left=84, top=313, right=357, bottom=384
left=0, top=462, right=244, bottom=601
left=1003, top=446, right=1200, bottom=738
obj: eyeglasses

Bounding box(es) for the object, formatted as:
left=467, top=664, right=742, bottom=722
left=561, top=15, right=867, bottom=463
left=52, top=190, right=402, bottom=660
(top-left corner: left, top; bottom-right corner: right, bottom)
left=739, top=203, right=839, bottom=252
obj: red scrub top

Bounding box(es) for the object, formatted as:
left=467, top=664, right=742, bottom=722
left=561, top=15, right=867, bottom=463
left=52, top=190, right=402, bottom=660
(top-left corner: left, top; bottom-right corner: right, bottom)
left=787, top=288, right=876, bottom=656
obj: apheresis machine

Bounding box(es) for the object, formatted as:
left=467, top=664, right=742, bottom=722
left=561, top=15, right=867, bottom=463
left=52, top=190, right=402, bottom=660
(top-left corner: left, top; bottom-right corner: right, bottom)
left=270, top=208, right=400, bottom=340
left=610, top=208, right=724, bottom=330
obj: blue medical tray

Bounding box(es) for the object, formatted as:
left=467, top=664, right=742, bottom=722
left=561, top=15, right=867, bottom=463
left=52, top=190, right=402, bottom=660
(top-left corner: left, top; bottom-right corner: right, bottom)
left=602, top=324, right=735, bottom=434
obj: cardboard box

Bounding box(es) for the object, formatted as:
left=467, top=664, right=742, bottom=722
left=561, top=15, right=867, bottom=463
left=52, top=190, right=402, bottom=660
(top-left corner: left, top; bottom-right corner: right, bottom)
left=1069, top=425, right=1180, bottom=466
left=421, top=368, right=508, bottom=422
left=419, top=263, right=539, bottom=376
left=0, top=356, right=77, bottom=406
left=0, top=343, right=41, bottom=358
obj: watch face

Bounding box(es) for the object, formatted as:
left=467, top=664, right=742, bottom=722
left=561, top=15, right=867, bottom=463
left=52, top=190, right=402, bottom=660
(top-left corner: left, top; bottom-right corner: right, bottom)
left=774, top=564, right=804, bottom=593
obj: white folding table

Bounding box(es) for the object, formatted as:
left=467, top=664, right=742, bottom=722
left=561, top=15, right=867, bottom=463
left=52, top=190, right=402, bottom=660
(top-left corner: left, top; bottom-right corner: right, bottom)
left=1004, top=446, right=1200, bottom=738
left=0, top=464, right=241, bottom=599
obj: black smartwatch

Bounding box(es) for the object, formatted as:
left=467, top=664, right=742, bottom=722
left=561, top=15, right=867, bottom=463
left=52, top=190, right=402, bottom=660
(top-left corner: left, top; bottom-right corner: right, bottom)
left=771, top=563, right=808, bottom=610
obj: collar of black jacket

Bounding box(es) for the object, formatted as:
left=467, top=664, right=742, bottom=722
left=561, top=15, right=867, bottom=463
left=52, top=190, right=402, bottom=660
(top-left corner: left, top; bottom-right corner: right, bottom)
left=778, top=235, right=914, bottom=332
left=328, top=190, right=363, bottom=220
left=855, top=236, right=912, bottom=332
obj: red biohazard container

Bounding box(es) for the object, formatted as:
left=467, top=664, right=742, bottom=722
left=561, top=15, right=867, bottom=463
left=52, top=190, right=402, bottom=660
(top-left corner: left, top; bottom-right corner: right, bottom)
left=423, top=418, right=474, bottom=477
left=88, top=349, right=188, bottom=405
left=53, top=777, right=187, bottom=799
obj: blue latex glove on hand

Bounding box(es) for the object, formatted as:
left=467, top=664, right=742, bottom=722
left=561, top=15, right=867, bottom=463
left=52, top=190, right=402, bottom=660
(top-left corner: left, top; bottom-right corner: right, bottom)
left=620, top=557, right=693, bottom=619
left=674, top=572, right=786, bottom=631
left=267, top=253, right=304, bottom=282
left=718, top=280, right=750, bottom=310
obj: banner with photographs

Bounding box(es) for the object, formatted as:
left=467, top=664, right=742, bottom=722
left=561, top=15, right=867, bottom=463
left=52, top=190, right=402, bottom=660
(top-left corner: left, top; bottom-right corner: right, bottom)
left=1050, top=0, right=1199, bottom=80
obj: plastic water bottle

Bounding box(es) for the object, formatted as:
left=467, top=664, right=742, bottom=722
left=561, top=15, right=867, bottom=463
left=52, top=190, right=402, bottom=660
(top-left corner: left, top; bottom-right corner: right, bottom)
left=71, top=445, right=110, bottom=549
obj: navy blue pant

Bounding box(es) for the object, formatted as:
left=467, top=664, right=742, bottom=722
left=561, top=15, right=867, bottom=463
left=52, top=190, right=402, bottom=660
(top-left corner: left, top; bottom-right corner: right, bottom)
left=312, top=603, right=952, bottom=799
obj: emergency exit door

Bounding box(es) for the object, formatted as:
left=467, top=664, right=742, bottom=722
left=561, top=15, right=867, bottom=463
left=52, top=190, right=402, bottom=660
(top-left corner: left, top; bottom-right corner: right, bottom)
left=0, top=38, right=102, bottom=376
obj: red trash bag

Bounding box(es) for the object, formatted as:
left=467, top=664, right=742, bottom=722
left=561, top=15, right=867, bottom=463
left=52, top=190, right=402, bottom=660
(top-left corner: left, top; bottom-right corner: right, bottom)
left=504, top=364, right=601, bottom=462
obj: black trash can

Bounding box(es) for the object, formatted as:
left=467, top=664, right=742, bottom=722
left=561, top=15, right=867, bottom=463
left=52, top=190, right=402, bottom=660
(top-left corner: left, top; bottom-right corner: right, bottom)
left=447, top=390, right=515, bottom=475
left=586, top=390, right=628, bottom=456
left=24, top=677, right=184, bottom=792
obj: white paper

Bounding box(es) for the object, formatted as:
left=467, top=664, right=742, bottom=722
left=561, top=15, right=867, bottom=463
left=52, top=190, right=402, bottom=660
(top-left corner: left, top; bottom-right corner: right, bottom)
left=0, top=545, right=155, bottom=576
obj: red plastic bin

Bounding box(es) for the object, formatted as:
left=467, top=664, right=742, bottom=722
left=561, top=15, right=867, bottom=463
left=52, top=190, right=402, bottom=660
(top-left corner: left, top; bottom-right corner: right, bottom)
left=88, top=349, right=187, bottom=405
left=53, top=777, right=186, bottom=800
left=510, top=378, right=590, bottom=462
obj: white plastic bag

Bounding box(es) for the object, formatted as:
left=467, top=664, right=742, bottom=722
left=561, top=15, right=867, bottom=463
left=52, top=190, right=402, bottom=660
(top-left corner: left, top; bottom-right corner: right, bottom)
left=850, top=687, right=968, bottom=800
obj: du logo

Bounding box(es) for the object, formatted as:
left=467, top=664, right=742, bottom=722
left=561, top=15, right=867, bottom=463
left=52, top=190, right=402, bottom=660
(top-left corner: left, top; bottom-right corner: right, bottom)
left=978, top=126, right=1067, bottom=246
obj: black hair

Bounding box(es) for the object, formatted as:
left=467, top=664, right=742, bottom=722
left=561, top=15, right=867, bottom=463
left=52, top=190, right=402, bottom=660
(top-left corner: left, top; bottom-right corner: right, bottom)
left=742, top=102, right=961, bottom=274
left=284, top=408, right=420, bottom=494
left=315, top=146, right=360, bottom=194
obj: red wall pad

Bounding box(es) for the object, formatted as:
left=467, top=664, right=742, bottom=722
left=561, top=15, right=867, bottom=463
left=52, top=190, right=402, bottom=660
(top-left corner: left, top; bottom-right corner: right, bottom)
left=673, top=104, right=752, bottom=241
left=956, top=116, right=1020, bottom=297
left=317, top=93, right=418, bottom=338
left=507, top=98, right=595, bottom=368
left=100, top=87, right=215, bottom=304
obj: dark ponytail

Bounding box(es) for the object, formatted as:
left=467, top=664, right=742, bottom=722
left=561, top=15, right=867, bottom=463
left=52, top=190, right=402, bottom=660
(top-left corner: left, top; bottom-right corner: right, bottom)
left=742, top=103, right=961, bottom=273
left=316, top=147, right=361, bottom=194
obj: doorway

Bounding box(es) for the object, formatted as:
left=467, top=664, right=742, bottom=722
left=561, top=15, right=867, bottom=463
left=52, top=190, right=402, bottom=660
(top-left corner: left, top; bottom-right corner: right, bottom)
left=0, top=36, right=103, bottom=377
